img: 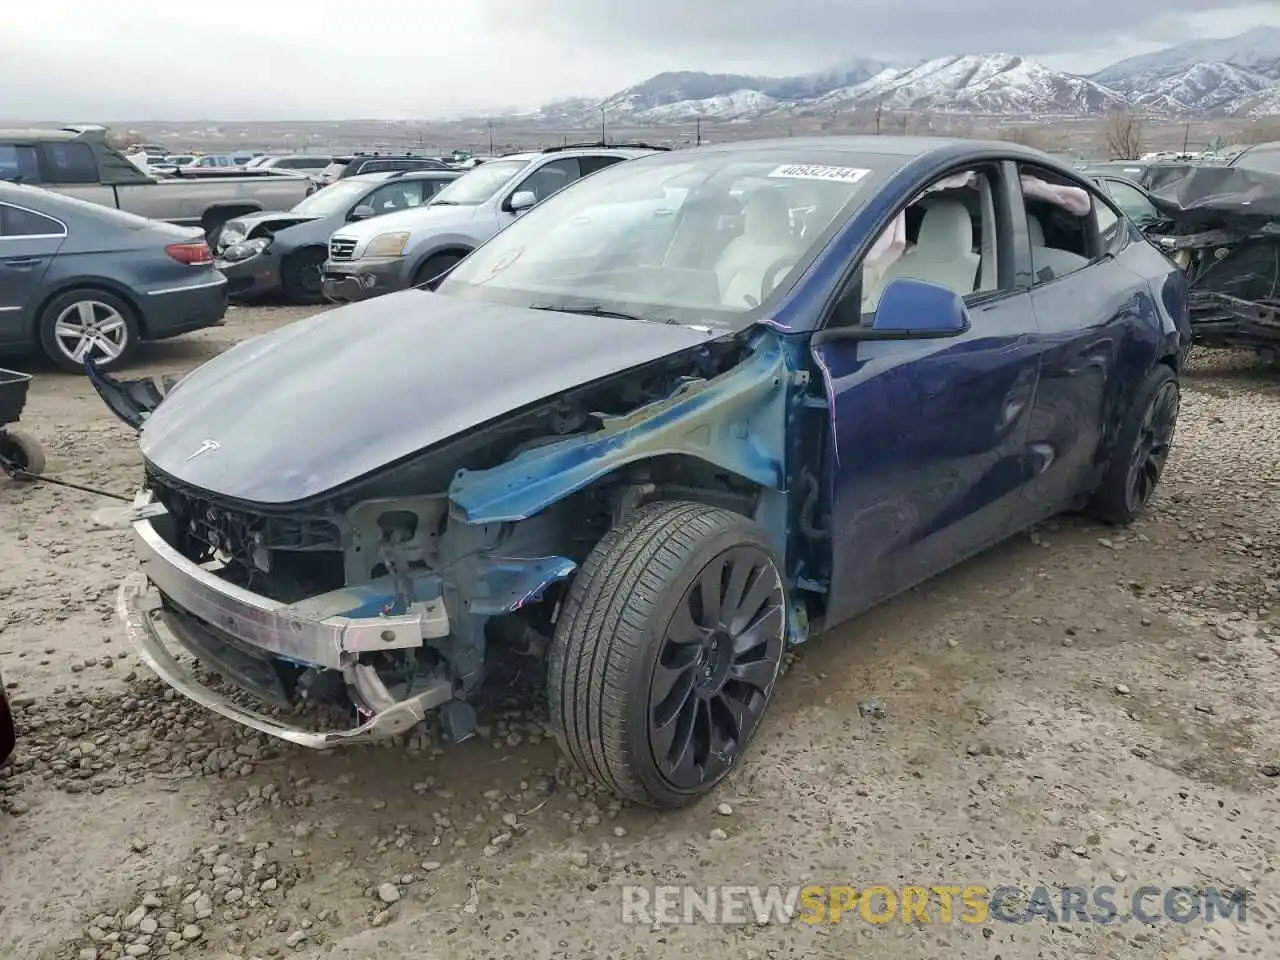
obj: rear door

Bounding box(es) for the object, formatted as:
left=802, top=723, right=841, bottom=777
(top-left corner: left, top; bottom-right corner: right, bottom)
left=1017, top=162, right=1152, bottom=511
left=0, top=201, right=66, bottom=344
left=36, top=140, right=116, bottom=206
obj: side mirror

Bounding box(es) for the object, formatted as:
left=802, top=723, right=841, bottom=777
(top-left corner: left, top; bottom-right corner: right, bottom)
left=817, top=278, right=971, bottom=343
left=508, top=190, right=537, bottom=213
left=350, top=204, right=376, bottom=220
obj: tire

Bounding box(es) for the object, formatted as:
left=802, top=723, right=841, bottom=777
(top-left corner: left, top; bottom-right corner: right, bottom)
left=1085, top=363, right=1180, bottom=525
left=37, top=289, right=140, bottom=373
left=0, top=427, right=46, bottom=478
left=281, top=248, right=327, bottom=304
left=549, top=500, right=789, bottom=809
left=412, top=253, right=463, bottom=287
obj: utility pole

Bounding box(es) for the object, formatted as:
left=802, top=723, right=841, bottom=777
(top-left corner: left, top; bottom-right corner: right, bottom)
left=600, top=107, right=607, bottom=145
left=488, top=121, right=495, bottom=156
left=1182, top=121, right=1191, bottom=153
left=695, top=116, right=701, bottom=146
left=874, top=104, right=882, bottom=135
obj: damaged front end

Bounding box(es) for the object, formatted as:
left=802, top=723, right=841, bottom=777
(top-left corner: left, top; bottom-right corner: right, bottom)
left=92, top=325, right=793, bottom=748
left=1143, top=164, right=1280, bottom=354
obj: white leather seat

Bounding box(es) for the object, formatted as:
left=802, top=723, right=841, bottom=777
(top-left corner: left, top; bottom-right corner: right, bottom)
left=714, top=188, right=804, bottom=308
left=866, top=201, right=980, bottom=309
left=1027, top=213, right=1089, bottom=281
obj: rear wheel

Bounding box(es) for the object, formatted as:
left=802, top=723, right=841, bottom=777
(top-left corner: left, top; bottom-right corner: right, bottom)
left=1085, top=364, right=1180, bottom=524
left=412, top=252, right=463, bottom=287
left=281, top=248, right=327, bottom=304
left=548, top=501, right=788, bottom=809
left=37, top=289, right=140, bottom=373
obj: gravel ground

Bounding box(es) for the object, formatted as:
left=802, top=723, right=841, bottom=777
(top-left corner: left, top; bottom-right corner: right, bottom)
left=1, top=306, right=1278, bottom=960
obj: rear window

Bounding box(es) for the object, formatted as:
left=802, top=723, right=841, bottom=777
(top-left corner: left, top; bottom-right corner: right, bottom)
left=40, top=142, right=98, bottom=183
left=0, top=144, right=41, bottom=183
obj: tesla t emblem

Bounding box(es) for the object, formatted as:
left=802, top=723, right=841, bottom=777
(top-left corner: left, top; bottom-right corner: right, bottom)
left=185, top=439, right=221, bottom=461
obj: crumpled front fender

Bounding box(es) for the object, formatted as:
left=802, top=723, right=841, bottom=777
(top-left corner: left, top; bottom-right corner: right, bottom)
left=448, top=330, right=792, bottom=523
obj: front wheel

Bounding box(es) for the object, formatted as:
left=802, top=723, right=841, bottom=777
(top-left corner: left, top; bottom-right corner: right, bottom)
left=1085, top=363, right=1180, bottom=524
left=548, top=501, right=788, bottom=809
left=281, top=248, right=327, bottom=304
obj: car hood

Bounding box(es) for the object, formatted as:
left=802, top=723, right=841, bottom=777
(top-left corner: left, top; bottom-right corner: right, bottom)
left=332, top=203, right=479, bottom=242
left=227, top=211, right=319, bottom=232
left=134, top=291, right=714, bottom=505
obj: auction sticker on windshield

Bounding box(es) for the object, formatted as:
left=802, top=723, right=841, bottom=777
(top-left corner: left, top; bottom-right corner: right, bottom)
left=768, top=164, right=871, bottom=184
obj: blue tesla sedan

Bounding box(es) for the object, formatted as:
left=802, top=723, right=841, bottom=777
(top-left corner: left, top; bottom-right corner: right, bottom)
left=92, top=136, right=1190, bottom=809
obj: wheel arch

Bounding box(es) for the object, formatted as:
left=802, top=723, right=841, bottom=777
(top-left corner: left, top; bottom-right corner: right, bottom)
left=448, top=348, right=792, bottom=527
left=200, top=203, right=262, bottom=229
left=409, top=244, right=472, bottom=282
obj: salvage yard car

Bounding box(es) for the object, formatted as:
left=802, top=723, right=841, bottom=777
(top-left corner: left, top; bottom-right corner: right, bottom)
left=1, top=182, right=227, bottom=371
left=322, top=144, right=663, bottom=302
left=0, top=128, right=314, bottom=248
left=1143, top=161, right=1280, bottom=356
left=215, top=168, right=461, bottom=304
left=90, top=136, right=1189, bottom=809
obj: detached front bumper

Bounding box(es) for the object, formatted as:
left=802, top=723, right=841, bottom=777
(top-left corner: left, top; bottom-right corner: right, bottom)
left=321, top=258, right=405, bottom=303
left=118, top=492, right=453, bottom=748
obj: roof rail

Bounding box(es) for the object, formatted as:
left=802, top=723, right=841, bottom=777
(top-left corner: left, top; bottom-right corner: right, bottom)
left=540, top=141, right=672, bottom=153
left=384, top=166, right=456, bottom=180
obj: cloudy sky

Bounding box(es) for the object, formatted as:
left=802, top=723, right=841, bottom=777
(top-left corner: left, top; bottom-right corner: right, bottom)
left=2, top=0, right=1278, bottom=120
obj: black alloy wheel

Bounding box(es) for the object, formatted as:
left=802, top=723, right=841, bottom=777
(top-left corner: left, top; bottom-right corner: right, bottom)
left=1124, top=378, right=1179, bottom=514
left=649, top=545, right=786, bottom=791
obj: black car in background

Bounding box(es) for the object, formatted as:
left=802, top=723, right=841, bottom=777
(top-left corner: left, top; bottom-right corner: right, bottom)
left=0, top=182, right=227, bottom=372
left=1091, top=174, right=1162, bottom=229
left=317, top=153, right=451, bottom=186
left=215, top=168, right=461, bottom=304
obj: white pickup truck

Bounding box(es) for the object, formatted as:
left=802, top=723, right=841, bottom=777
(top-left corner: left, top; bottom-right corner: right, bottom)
left=0, top=127, right=315, bottom=243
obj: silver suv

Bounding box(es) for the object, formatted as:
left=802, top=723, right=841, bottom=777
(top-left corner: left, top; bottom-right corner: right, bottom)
left=321, top=144, right=664, bottom=302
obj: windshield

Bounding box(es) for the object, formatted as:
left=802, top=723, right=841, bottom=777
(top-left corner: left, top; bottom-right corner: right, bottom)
left=291, top=179, right=376, bottom=216
left=438, top=152, right=893, bottom=328
left=429, top=159, right=527, bottom=205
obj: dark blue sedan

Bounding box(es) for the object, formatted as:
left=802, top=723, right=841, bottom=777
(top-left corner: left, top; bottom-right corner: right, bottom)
left=93, top=136, right=1189, bottom=809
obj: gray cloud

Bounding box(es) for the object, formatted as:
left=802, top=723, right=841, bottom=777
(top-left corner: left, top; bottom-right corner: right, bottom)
left=1, top=1, right=1276, bottom=120
left=483, top=0, right=1265, bottom=72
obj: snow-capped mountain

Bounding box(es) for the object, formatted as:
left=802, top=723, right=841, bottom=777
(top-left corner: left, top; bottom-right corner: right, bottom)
left=637, top=90, right=778, bottom=123
left=1227, top=83, right=1280, bottom=119
left=1093, top=26, right=1280, bottom=91
left=814, top=54, right=1124, bottom=115
left=517, top=28, right=1280, bottom=125
left=595, top=62, right=890, bottom=120
left=1129, top=61, right=1275, bottom=113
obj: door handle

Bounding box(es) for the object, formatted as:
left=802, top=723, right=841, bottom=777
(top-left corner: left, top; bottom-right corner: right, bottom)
left=1, top=257, right=43, bottom=268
